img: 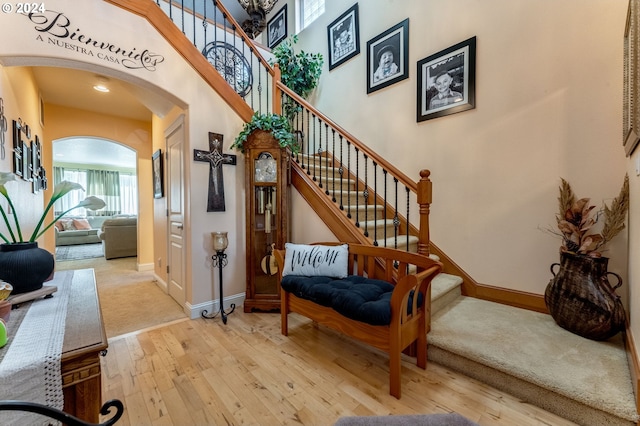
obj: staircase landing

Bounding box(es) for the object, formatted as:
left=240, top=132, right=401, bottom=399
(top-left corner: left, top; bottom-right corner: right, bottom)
left=428, top=277, right=638, bottom=425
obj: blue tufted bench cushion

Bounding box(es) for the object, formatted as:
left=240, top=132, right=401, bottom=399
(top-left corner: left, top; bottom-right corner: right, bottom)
left=281, top=275, right=422, bottom=326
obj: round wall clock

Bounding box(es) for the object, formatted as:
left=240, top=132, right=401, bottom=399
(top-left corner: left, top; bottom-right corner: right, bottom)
left=202, top=41, right=253, bottom=98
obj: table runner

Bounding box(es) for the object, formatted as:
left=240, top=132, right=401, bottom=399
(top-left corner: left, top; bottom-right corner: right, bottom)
left=0, top=271, right=72, bottom=425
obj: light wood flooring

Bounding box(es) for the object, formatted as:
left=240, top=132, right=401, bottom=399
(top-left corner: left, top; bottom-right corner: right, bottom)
left=101, top=310, right=578, bottom=425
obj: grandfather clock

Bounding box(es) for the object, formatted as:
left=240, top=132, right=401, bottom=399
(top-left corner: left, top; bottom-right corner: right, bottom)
left=243, top=130, right=290, bottom=312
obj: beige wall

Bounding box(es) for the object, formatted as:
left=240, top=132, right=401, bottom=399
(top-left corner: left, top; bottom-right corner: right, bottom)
left=0, top=66, right=44, bottom=247
left=43, top=103, right=153, bottom=267
left=272, top=0, right=636, bottom=348
left=0, top=1, right=245, bottom=316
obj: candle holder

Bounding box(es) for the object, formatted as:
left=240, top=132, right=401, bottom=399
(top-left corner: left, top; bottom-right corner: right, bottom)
left=201, top=232, right=236, bottom=324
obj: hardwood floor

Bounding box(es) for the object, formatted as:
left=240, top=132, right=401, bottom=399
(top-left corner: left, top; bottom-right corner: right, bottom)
left=101, top=311, right=577, bottom=426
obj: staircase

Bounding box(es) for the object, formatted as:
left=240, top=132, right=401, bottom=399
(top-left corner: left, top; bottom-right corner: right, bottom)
left=108, top=1, right=639, bottom=424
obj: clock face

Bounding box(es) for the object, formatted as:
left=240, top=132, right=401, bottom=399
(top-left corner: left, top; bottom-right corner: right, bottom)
left=202, top=42, right=253, bottom=98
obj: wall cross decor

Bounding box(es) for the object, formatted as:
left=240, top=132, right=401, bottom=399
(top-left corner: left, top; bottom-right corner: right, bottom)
left=193, top=132, right=237, bottom=212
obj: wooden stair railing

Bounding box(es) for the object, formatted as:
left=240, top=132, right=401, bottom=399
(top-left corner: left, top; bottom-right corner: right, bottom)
left=106, top=0, right=432, bottom=258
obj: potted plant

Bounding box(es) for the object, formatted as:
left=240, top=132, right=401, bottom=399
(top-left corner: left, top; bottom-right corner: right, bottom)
left=545, top=175, right=629, bottom=340
left=269, top=35, right=324, bottom=119
left=231, top=112, right=299, bottom=154
left=0, top=172, right=105, bottom=294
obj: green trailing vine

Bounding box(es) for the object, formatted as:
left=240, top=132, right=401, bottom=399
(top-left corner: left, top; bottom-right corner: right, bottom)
left=231, top=112, right=299, bottom=154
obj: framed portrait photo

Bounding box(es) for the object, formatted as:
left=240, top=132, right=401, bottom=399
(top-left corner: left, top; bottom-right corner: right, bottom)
left=267, top=4, right=287, bottom=49
left=327, top=3, right=360, bottom=71
left=417, top=36, right=476, bottom=122
left=366, top=18, right=409, bottom=94
left=152, top=149, right=164, bottom=199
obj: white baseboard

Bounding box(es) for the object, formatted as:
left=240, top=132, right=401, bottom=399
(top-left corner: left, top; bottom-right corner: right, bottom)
left=186, top=292, right=246, bottom=320
left=138, top=262, right=154, bottom=272
left=153, top=274, right=168, bottom=293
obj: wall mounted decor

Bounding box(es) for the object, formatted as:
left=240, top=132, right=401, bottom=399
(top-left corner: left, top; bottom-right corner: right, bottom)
left=624, top=0, right=640, bottom=155
left=327, top=3, right=360, bottom=71
left=0, top=98, right=6, bottom=160
left=267, top=4, right=287, bottom=49
left=193, top=133, right=237, bottom=212
left=417, top=36, right=476, bottom=122
left=366, top=18, right=409, bottom=94
left=152, top=149, right=164, bottom=199
left=202, top=41, right=253, bottom=98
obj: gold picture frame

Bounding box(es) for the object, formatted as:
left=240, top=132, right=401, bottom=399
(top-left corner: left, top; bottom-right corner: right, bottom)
left=624, top=0, right=640, bottom=156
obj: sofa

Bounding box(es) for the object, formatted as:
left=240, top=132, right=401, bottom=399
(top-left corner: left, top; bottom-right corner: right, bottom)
left=54, top=216, right=111, bottom=246
left=97, top=217, right=137, bottom=259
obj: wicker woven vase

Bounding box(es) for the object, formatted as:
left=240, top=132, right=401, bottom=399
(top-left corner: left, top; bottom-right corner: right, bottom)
left=0, top=242, right=54, bottom=295
left=545, top=252, right=625, bottom=341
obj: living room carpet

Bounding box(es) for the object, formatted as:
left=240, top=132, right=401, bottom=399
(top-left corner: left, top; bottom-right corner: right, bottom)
left=55, top=243, right=104, bottom=261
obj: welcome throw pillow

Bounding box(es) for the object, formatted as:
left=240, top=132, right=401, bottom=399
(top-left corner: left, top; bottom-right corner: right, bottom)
left=282, top=243, right=349, bottom=278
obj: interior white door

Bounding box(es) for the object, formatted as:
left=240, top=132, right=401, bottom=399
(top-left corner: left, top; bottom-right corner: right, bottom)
left=166, top=116, right=186, bottom=307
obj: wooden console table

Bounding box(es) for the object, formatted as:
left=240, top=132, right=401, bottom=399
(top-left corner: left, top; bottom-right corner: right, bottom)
left=60, top=269, right=108, bottom=422
left=3, top=269, right=108, bottom=423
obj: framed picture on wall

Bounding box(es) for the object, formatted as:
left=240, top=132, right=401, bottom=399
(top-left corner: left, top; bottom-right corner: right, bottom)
left=624, top=0, right=640, bottom=156
left=366, top=18, right=409, bottom=94
left=327, top=3, right=360, bottom=71
left=417, top=36, right=476, bottom=122
left=267, top=4, right=287, bottom=49
left=153, top=149, right=164, bottom=199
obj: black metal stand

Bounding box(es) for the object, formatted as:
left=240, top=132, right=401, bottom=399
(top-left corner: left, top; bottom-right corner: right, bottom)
left=201, top=250, right=235, bottom=324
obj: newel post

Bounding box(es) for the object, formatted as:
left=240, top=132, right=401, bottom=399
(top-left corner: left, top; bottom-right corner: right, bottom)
left=272, top=63, right=282, bottom=115
left=417, top=169, right=432, bottom=257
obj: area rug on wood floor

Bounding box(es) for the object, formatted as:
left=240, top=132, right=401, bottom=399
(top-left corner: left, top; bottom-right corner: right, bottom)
left=55, top=243, right=103, bottom=261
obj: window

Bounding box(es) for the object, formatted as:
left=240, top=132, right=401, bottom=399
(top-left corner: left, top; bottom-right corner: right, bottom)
left=300, top=0, right=324, bottom=30
left=53, top=167, right=138, bottom=216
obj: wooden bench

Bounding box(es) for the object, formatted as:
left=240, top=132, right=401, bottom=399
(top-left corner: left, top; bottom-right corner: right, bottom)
left=274, top=243, right=443, bottom=398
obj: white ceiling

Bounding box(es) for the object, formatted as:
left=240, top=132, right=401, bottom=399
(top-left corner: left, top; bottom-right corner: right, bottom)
left=33, top=66, right=163, bottom=170
left=53, top=137, right=137, bottom=169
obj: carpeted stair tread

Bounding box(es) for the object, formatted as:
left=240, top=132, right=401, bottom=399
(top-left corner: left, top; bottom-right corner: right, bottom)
left=430, top=273, right=463, bottom=314
left=428, top=296, right=638, bottom=423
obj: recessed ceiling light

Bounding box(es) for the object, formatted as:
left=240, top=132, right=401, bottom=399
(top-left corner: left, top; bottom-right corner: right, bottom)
left=93, top=76, right=110, bottom=93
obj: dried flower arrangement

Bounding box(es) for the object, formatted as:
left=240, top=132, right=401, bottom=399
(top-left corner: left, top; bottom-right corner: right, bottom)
left=552, top=174, right=629, bottom=257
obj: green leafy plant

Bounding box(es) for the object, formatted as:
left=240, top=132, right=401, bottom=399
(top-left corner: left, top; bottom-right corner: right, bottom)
left=270, top=35, right=323, bottom=99
left=269, top=35, right=323, bottom=119
left=231, top=112, right=299, bottom=154
left=0, top=172, right=106, bottom=243
left=551, top=174, right=629, bottom=257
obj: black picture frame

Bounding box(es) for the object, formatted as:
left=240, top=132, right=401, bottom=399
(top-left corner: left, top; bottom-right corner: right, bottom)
left=153, top=149, right=164, bottom=199
left=366, top=18, right=409, bottom=94
left=267, top=4, right=287, bottom=49
left=417, top=36, right=476, bottom=122
left=327, top=3, right=360, bottom=71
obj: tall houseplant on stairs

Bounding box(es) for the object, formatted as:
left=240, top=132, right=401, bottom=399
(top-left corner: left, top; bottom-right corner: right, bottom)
left=0, top=172, right=105, bottom=294
left=545, top=175, right=629, bottom=340
left=269, top=35, right=323, bottom=120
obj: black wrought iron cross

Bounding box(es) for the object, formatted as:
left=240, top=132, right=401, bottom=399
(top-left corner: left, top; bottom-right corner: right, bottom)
left=193, top=132, right=237, bottom=212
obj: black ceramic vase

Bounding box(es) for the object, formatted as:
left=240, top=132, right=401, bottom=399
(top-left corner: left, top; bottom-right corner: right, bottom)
left=0, top=242, right=55, bottom=295
left=545, top=252, right=625, bottom=341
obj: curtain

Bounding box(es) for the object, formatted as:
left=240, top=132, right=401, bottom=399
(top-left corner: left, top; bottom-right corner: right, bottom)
left=53, top=166, right=87, bottom=216
left=119, top=173, right=138, bottom=215
left=87, top=170, right=120, bottom=216
left=52, top=167, right=138, bottom=217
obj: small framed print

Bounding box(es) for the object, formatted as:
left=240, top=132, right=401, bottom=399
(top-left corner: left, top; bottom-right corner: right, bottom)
left=417, top=36, right=476, bottom=122
left=267, top=4, right=287, bottom=49
left=153, top=149, right=164, bottom=199
left=367, top=18, right=409, bottom=94
left=327, top=3, right=360, bottom=71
